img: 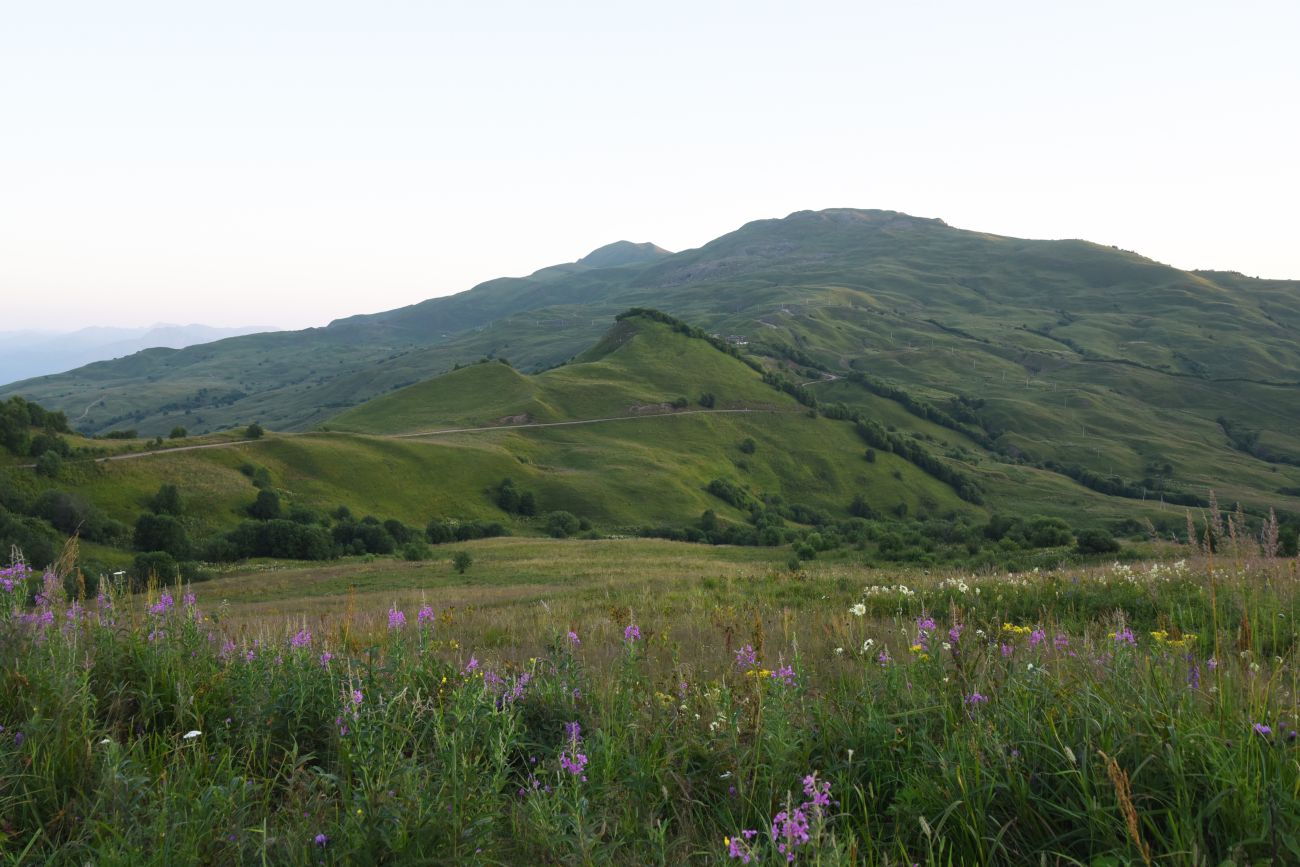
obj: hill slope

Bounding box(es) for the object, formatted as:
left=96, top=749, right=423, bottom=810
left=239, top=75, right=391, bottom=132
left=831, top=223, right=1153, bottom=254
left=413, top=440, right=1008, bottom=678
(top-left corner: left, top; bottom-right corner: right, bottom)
left=4, top=209, right=1299, bottom=519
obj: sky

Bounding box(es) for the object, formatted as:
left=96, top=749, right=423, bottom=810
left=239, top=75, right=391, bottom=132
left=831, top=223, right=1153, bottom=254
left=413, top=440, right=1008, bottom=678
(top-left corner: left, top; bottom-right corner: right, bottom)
left=2, top=0, right=1297, bottom=332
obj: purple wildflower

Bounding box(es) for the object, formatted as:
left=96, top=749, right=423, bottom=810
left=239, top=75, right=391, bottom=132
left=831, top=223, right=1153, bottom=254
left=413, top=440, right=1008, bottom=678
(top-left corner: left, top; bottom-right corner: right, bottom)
left=290, top=628, right=312, bottom=648
left=560, top=750, right=588, bottom=780
left=771, top=805, right=812, bottom=862
left=1053, top=633, right=1070, bottom=650
left=319, top=651, right=333, bottom=667
left=624, top=624, right=641, bottom=643
left=566, top=630, right=580, bottom=645
left=148, top=593, right=174, bottom=616
left=947, top=624, right=963, bottom=645
left=1254, top=723, right=1272, bottom=737
left=417, top=604, right=435, bottom=627
left=314, top=833, right=328, bottom=847
left=351, top=689, right=363, bottom=706
left=1001, top=644, right=1015, bottom=658
left=734, top=644, right=757, bottom=670
left=771, top=665, right=797, bottom=688
left=915, top=616, right=936, bottom=633
left=1112, top=627, right=1136, bottom=646
left=13, top=732, right=24, bottom=747
left=1207, top=657, right=1218, bottom=671
left=388, top=607, right=406, bottom=630
left=726, top=830, right=759, bottom=863
left=462, top=656, right=479, bottom=676
left=1029, top=628, right=1046, bottom=649
left=966, top=692, right=989, bottom=705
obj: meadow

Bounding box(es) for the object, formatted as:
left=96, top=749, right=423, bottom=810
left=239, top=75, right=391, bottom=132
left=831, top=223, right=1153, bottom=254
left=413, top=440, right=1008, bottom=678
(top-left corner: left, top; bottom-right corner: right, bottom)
left=2, top=536, right=1298, bottom=865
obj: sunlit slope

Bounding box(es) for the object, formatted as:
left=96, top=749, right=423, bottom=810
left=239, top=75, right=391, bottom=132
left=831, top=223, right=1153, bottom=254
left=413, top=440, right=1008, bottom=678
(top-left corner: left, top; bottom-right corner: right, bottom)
left=327, top=318, right=790, bottom=435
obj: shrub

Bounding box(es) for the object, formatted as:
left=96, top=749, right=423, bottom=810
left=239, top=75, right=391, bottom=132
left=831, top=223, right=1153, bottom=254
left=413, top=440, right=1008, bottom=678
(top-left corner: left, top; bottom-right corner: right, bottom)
left=169, top=426, right=188, bottom=439
left=131, top=551, right=179, bottom=588
left=739, top=437, right=756, bottom=455
left=545, top=511, right=581, bottom=539
left=245, top=423, right=265, bottom=439
left=403, top=541, right=432, bottom=561
left=1076, top=528, right=1120, bottom=554
left=452, top=551, right=473, bottom=574
left=248, top=490, right=282, bottom=521
left=133, top=514, right=191, bottom=559
left=35, top=451, right=63, bottom=478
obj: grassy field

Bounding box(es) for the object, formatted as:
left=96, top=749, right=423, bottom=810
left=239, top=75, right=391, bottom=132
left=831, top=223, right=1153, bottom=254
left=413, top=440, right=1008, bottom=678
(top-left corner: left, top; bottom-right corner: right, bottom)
left=2, top=536, right=1298, bottom=864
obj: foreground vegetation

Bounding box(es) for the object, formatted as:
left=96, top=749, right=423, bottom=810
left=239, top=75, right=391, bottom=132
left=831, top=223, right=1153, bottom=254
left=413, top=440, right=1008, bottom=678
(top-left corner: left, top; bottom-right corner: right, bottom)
left=2, top=538, right=1298, bottom=864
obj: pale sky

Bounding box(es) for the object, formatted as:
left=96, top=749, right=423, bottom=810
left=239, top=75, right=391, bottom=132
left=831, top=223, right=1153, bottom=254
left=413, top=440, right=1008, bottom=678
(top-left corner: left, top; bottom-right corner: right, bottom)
left=2, top=0, right=1297, bottom=331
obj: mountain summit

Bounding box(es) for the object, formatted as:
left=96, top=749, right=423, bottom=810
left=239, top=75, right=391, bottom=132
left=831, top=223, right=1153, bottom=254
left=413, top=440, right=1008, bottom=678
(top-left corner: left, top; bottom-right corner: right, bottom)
left=577, top=241, right=672, bottom=269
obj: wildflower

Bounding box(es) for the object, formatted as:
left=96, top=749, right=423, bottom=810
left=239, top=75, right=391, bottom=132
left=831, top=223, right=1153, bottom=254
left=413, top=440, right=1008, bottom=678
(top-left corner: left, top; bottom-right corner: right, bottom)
left=770, top=665, right=797, bottom=688
left=351, top=689, right=363, bottom=706
left=947, top=624, right=963, bottom=645
left=1253, top=723, right=1272, bottom=737
left=861, top=638, right=875, bottom=654
left=462, top=656, right=479, bottom=676
left=734, top=644, right=757, bottom=670
left=1001, top=644, right=1014, bottom=658
left=624, top=624, right=641, bottom=642
left=1029, top=627, right=1046, bottom=649
left=771, top=805, right=812, bottom=862
left=1109, top=627, right=1136, bottom=646
left=876, top=649, right=891, bottom=666
left=1053, top=633, right=1070, bottom=650
left=319, top=651, right=333, bottom=667
left=726, top=829, right=759, bottom=863
left=916, top=615, right=936, bottom=633
left=566, top=630, right=580, bottom=645
left=1207, top=657, right=1218, bottom=671
left=417, top=604, right=435, bottom=627
left=314, top=834, right=328, bottom=847
left=560, top=720, right=588, bottom=780
left=290, top=628, right=312, bottom=648
left=183, top=730, right=201, bottom=740
left=849, top=603, right=866, bottom=617
left=388, top=607, right=406, bottom=630
left=149, top=593, right=175, bottom=616
left=834, top=646, right=844, bottom=655
left=966, top=692, right=989, bottom=705
left=13, top=732, right=24, bottom=747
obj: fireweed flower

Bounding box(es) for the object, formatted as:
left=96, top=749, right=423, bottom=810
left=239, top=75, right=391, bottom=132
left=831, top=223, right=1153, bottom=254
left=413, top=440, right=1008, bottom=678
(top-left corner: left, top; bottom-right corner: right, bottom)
left=725, top=829, right=759, bottom=863
left=417, top=604, right=435, bottom=627
left=1029, top=627, right=1046, bottom=649
left=965, top=692, right=989, bottom=706
left=319, top=651, right=333, bottom=668
left=566, top=630, right=580, bottom=645
left=560, top=721, right=588, bottom=780
left=388, top=607, right=406, bottom=630
left=290, top=628, right=312, bottom=648
left=1109, top=627, right=1136, bottom=646
left=462, top=656, right=480, bottom=676
left=149, top=593, right=174, bottom=616
left=734, top=644, right=757, bottom=670
left=624, top=624, right=641, bottom=642
left=771, top=665, right=797, bottom=688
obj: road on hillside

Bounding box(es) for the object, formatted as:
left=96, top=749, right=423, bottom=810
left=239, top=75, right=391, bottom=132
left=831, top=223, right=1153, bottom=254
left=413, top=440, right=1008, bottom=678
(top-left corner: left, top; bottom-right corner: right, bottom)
left=8, top=408, right=798, bottom=468
left=392, top=407, right=792, bottom=439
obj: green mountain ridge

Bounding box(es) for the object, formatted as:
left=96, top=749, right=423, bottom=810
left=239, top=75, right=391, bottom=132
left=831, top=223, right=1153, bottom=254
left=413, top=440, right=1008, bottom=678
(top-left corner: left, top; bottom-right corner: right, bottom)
left=4, top=208, right=1299, bottom=520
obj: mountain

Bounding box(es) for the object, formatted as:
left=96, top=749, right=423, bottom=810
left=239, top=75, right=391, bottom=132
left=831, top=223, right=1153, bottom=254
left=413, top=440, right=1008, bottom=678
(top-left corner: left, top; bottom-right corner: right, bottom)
left=0, top=323, right=276, bottom=387
left=3, top=208, right=1298, bottom=519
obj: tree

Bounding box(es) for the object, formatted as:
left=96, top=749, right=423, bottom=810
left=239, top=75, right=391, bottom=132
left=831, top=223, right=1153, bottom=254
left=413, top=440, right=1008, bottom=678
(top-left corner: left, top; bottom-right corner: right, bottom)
left=245, top=423, right=265, bottom=439
left=149, top=484, right=183, bottom=516
left=35, top=451, right=63, bottom=479
left=698, top=392, right=716, bottom=409
left=738, top=437, right=756, bottom=455
left=848, top=493, right=875, bottom=519
left=169, top=426, right=188, bottom=439
left=248, top=489, right=282, bottom=521
left=452, top=551, right=473, bottom=574
left=517, top=491, right=537, bottom=516
left=132, top=551, right=179, bottom=589
left=133, top=513, right=191, bottom=558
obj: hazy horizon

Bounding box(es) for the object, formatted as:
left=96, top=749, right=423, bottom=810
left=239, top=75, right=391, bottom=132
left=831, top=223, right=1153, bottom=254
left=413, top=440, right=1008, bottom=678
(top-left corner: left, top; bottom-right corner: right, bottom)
left=3, top=0, right=1297, bottom=332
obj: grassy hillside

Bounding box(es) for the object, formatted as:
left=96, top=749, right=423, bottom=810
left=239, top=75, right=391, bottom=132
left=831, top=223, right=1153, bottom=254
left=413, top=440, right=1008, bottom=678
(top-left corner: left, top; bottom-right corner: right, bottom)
left=4, top=208, right=1298, bottom=523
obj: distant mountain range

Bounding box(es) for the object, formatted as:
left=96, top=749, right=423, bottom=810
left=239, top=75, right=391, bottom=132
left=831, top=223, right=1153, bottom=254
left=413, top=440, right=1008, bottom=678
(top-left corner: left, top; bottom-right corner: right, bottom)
left=3, top=208, right=1298, bottom=516
left=0, top=323, right=276, bottom=387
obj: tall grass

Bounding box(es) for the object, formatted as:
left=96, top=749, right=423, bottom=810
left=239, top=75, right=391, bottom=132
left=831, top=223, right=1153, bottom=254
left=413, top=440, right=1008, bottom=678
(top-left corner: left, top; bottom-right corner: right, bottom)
left=1, top=549, right=1298, bottom=864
